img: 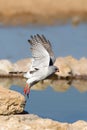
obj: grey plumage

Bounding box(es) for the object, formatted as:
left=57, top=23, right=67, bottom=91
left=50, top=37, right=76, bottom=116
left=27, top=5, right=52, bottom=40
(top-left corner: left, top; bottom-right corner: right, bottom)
left=24, top=34, right=58, bottom=87
left=28, top=34, right=56, bottom=65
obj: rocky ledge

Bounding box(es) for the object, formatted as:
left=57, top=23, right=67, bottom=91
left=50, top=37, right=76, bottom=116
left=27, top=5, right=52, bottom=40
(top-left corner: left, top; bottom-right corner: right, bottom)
left=0, top=56, right=87, bottom=79
left=0, top=86, right=25, bottom=115
left=0, top=114, right=87, bottom=130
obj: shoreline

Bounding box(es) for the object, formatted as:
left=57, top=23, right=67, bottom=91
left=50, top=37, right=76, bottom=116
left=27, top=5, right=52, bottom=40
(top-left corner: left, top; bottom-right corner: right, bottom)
left=0, top=0, right=87, bottom=25
left=0, top=56, right=87, bottom=79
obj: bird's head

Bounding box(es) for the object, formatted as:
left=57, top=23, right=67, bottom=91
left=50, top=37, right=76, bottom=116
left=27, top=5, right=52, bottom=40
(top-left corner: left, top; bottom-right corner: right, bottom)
left=54, top=66, right=59, bottom=72
left=49, top=66, right=59, bottom=74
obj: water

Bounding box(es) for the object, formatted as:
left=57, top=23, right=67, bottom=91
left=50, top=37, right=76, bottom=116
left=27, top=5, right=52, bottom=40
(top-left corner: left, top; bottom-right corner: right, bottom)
left=0, top=24, right=87, bottom=62
left=0, top=23, right=87, bottom=123
left=10, top=79, right=87, bottom=123
left=27, top=87, right=87, bottom=123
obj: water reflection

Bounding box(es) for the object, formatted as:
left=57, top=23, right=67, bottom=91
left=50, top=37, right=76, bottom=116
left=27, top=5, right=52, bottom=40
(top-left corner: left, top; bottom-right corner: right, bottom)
left=0, top=77, right=87, bottom=93
left=0, top=77, right=87, bottom=122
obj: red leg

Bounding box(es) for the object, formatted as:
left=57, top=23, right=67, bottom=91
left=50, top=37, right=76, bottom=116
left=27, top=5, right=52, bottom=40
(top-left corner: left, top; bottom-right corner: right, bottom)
left=24, top=83, right=30, bottom=95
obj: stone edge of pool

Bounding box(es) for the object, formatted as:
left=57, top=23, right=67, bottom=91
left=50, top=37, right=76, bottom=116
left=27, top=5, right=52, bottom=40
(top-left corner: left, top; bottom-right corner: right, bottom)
left=0, top=56, right=87, bottom=79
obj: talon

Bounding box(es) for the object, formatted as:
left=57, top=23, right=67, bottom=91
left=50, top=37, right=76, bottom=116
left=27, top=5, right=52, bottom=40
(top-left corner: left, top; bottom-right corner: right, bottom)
left=24, top=83, right=30, bottom=96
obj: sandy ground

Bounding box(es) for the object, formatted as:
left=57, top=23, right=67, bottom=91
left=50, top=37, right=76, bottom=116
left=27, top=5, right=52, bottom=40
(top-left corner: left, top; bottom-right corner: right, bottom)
left=0, top=0, right=87, bottom=25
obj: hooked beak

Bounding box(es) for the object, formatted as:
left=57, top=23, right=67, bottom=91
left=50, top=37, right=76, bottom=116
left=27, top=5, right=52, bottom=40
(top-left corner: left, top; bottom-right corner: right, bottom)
left=57, top=68, right=59, bottom=72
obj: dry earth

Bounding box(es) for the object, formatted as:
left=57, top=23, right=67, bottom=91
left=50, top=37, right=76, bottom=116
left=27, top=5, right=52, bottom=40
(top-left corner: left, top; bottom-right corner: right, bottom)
left=0, top=0, right=87, bottom=25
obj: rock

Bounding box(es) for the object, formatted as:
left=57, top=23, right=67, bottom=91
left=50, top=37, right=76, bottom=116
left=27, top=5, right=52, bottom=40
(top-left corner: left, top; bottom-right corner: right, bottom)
left=14, top=58, right=32, bottom=72
left=0, top=56, right=87, bottom=78
left=0, top=114, right=87, bottom=130
left=65, top=56, right=87, bottom=76
left=13, top=57, right=87, bottom=77
left=64, top=56, right=79, bottom=76
left=78, top=58, right=87, bottom=75
left=55, top=57, right=72, bottom=78
left=0, top=114, right=69, bottom=130
left=0, top=60, right=13, bottom=74
left=0, top=86, right=25, bottom=115
left=69, top=120, right=87, bottom=130
left=55, top=56, right=87, bottom=77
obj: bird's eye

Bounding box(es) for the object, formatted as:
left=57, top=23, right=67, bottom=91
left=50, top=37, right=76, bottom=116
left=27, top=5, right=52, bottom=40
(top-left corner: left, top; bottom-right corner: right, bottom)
left=55, top=68, right=59, bottom=72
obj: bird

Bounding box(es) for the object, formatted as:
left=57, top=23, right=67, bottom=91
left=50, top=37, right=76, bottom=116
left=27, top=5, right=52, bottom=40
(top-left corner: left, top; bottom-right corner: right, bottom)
left=24, top=34, right=59, bottom=97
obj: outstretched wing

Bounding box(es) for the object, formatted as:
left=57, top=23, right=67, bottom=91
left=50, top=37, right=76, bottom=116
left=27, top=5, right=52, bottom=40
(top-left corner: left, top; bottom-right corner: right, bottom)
left=28, top=35, right=50, bottom=70
left=35, top=34, right=56, bottom=64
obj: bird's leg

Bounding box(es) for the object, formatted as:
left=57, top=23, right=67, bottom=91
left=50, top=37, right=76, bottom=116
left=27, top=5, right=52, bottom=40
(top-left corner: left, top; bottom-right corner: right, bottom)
left=24, top=83, right=30, bottom=97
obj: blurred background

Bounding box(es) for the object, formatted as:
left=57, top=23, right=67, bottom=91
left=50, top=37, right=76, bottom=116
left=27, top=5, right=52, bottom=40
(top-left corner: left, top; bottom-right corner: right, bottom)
left=0, top=0, right=87, bottom=61
left=0, top=0, right=87, bottom=123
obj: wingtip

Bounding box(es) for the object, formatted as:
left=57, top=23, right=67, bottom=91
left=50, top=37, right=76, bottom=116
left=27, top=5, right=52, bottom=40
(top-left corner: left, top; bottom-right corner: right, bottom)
left=28, top=35, right=34, bottom=44
left=37, top=34, right=40, bottom=37
left=28, top=39, right=30, bottom=43
left=30, top=34, right=44, bottom=40
left=42, top=34, right=45, bottom=37
left=37, top=34, right=42, bottom=38
left=28, top=34, right=48, bottom=45
left=30, top=35, right=34, bottom=39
